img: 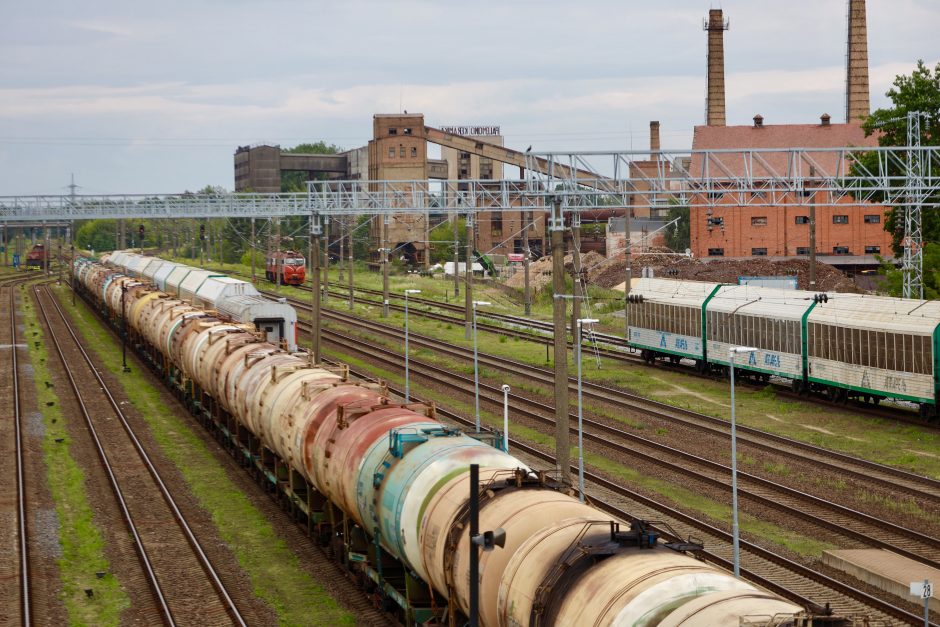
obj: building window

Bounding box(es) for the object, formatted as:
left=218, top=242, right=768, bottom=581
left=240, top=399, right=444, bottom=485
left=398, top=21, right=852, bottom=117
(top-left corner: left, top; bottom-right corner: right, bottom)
left=795, top=216, right=810, bottom=225
left=800, top=187, right=814, bottom=198
left=833, top=246, right=850, bottom=255
left=752, top=191, right=766, bottom=200
left=833, top=215, right=849, bottom=224
left=865, top=245, right=881, bottom=254
left=491, top=214, right=503, bottom=237
left=864, top=214, right=881, bottom=224
left=751, top=248, right=768, bottom=256
left=399, top=146, right=405, bottom=158
left=707, top=248, right=724, bottom=257
left=751, top=216, right=768, bottom=226
left=796, top=247, right=811, bottom=255
left=388, top=128, right=397, bottom=135
left=411, top=147, right=417, bottom=158
left=403, top=128, right=412, bottom=135
left=707, top=191, right=724, bottom=201
left=388, top=147, right=395, bottom=158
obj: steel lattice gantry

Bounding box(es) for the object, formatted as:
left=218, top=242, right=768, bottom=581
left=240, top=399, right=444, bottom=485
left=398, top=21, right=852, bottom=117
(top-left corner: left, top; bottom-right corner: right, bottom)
left=2, top=146, right=937, bottom=220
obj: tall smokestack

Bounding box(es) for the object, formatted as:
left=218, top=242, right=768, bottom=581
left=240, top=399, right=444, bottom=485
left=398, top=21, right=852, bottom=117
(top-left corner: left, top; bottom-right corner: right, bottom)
left=649, top=121, right=661, bottom=158
left=705, top=9, right=729, bottom=126
left=846, top=0, right=870, bottom=121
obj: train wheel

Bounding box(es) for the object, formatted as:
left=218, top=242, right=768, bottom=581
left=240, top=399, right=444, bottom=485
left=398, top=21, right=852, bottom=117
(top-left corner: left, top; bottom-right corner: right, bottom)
left=669, top=355, right=681, bottom=365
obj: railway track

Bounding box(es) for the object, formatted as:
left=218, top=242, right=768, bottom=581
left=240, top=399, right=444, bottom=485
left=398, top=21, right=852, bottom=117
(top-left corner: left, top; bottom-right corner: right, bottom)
left=2, top=278, right=32, bottom=625
left=33, top=285, right=248, bottom=627
left=306, top=306, right=940, bottom=506
left=324, top=351, right=933, bottom=626
left=320, top=325, right=940, bottom=572
left=272, top=283, right=927, bottom=425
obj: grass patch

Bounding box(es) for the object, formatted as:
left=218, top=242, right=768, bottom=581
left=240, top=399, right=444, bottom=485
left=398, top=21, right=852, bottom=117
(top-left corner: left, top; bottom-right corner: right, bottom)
left=58, top=285, right=355, bottom=626
left=20, top=287, right=130, bottom=626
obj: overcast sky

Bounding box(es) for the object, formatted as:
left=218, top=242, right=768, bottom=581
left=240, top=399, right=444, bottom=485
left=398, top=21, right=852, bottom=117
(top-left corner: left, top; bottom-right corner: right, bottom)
left=1, top=0, right=937, bottom=196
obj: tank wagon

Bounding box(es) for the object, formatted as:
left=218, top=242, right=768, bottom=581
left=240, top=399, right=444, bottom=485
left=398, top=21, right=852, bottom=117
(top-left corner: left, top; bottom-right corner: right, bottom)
left=628, top=278, right=940, bottom=419
left=266, top=250, right=306, bottom=285
left=102, top=250, right=297, bottom=351
left=72, top=255, right=818, bottom=626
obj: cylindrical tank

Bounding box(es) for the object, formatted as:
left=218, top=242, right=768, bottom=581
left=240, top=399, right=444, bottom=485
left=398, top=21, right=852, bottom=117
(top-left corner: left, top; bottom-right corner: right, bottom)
left=654, top=589, right=803, bottom=627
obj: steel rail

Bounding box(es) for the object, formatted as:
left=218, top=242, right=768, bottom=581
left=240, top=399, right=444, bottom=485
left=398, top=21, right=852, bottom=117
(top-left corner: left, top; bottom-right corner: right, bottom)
left=36, top=286, right=247, bottom=627
left=306, top=305, right=940, bottom=502
left=322, top=325, right=940, bottom=570
left=9, top=282, right=31, bottom=626
left=328, top=355, right=932, bottom=626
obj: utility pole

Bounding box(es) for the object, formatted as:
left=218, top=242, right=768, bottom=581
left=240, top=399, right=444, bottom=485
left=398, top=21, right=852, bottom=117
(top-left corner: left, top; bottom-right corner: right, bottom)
left=44, top=222, right=50, bottom=276
left=382, top=214, right=390, bottom=318
left=523, top=210, right=531, bottom=316
left=348, top=217, right=355, bottom=311
left=322, top=217, right=330, bottom=304
left=453, top=211, right=460, bottom=298
left=809, top=200, right=817, bottom=289
left=570, top=213, right=582, bottom=340
left=274, top=217, right=281, bottom=291
left=309, top=212, right=322, bottom=362
left=250, top=218, right=256, bottom=283
left=338, top=216, right=345, bottom=282
left=623, top=211, right=633, bottom=339
left=550, top=198, right=570, bottom=485
left=465, top=212, right=475, bottom=340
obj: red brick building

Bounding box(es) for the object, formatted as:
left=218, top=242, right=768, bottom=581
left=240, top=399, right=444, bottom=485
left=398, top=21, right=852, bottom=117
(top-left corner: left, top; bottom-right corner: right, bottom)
left=689, top=117, right=893, bottom=261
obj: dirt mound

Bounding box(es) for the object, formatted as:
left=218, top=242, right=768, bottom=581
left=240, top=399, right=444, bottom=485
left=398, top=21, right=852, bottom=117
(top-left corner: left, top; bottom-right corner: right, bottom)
left=505, top=250, right=859, bottom=293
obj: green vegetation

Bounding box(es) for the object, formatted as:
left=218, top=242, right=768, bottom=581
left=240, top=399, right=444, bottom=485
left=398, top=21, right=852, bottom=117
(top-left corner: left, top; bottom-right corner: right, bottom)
left=663, top=204, right=690, bottom=252
left=855, top=60, right=940, bottom=297
left=59, top=285, right=355, bottom=626
left=20, top=287, right=130, bottom=626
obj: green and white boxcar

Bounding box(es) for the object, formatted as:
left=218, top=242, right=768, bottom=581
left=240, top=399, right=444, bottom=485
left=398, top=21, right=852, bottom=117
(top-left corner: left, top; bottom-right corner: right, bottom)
left=705, top=285, right=817, bottom=384
left=807, top=295, right=940, bottom=415
left=627, top=278, right=722, bottom=365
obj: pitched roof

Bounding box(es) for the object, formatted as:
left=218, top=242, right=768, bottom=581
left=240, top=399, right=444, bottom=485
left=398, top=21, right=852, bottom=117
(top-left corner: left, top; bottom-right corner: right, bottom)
left=689, top=121, right=878, bottom=178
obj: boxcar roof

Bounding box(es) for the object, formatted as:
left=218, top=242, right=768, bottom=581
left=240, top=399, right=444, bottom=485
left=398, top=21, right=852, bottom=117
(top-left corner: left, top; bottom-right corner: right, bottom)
left=808, top=294, right=940, bottom=334
left=632, top=278, right=722, bottom=308
left=708, top=284, right=817, bottom=320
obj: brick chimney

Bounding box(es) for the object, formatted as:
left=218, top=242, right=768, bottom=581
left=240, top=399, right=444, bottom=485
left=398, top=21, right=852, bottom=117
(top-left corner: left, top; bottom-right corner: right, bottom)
left=649, top=121, right=661, bottom=158
left=705, top=9, right=729, bottom=126
left=846, top=0, right=870, bottom=121
left=753, top=114, right=764, bottom=128
left=820, top=113, right=831, bottom=126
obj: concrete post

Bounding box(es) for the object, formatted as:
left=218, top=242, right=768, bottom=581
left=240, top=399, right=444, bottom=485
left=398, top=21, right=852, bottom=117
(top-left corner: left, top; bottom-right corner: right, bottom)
left=310, top=213, right=322, bottom=363
left=570, top=217, right=582, bottom=339
left=251, top=218, right=256, bottom=283
left=348, top=219, right=355, bottom=311
left=551, top=199, right=570, bottom=484
left=624, top=211, right=633, bottom=339
left=382, top=215, right=390, bottom=318
left=338, top=216, right=345, bottom=282
left=523, top=210, right=531, bottom=316
left=809, top=201, right=817, bottom=289
left=465, top=212, right=474, bottom=340
left=453, top=212, right=460, bottom=298
left=322, top=217, right=329, bottom=304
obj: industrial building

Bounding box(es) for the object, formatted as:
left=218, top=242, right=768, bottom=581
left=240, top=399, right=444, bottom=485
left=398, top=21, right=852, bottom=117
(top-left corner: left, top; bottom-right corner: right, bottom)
left=689, top=0, right=891, bottom=267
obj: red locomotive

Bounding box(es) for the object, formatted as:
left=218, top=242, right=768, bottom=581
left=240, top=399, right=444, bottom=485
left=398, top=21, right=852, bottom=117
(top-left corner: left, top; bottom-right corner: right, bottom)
left=265, top=250, right=306, bottom=285
left=25, top=244, right=47, bottom=269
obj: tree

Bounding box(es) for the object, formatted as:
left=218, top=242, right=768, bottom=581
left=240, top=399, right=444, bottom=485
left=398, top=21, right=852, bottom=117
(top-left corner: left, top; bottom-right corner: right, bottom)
left=427, top=217, right=467, bottom=264
left=663, top=204, right=690, bottom=252
left=853, top=60, right=940, bottom=296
